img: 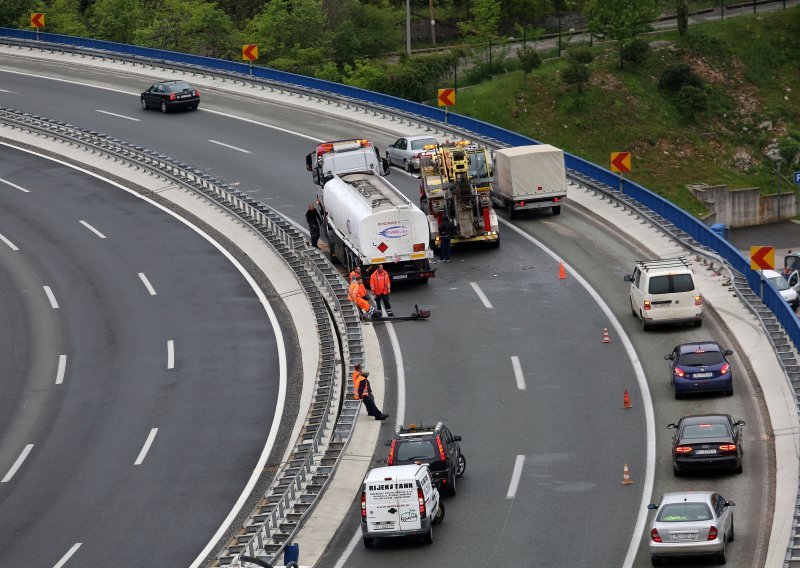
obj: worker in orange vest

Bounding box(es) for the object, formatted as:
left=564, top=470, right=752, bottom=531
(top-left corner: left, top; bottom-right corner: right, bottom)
left=352, top=365, right=388, bottom=420
left=349, top=266, right=361, bottom=283
left=369, top=264, right=393, bottom=317
left=348, top=276, right=374, bottom=317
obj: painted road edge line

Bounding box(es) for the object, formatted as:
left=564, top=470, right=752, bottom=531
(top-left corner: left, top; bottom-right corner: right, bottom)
left=134, top=428, right=158, bottom=465
left=167, top=340, right=175, bottom=369
left=511, top=356, right=526, bottom=391
left=53, top=543, right=82, bottom=568
left=0, top=232, right=19, bottom=250
left=43, top=285, right=59, bottom=309
left=55, top=354, right=67, bottom=385
left=2, top=444, right=34, bottom=482
left=95, top=109, right=140, bottom=122
left=79, top=220, right=107, bottom=239
left=138, top=272, right=157, bottom=296
left=507, top=454, right=525, bottom=499
left=469, top=281, right=494, bottom=309
left=0, top=177, right=30, bottom=192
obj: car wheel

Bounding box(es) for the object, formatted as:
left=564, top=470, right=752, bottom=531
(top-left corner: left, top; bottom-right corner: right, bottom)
left=191, top=104, right=199, bottom=110
left=630, top=299, right=637, bottom=317
left=403, top=159, right=411, bottom=172
left=422, top=525, right=433, bottom=544
left=726, top=387, right=734, bottom=396
left=650, top=556, right=663, bottom=567
left=445, top=473, right=457, bottom=496
left=385, top=151, right=391, bottom=166
left=694, top=319, right=703, bottom=328
left=673, top=465, right=682, bottom=477
left=641, top=313, right=651, bottom=331
left=734, top=462, right=743, bottom=474
left=729, top=521, right=735, bottom=542
left=161, top=100, right=167, bottom=113
left=432, top=501, right=445, bottom=525
left=456, top=453, right=466, bottom=477
left=672, top=380, right=682, bottom=400
left=141, top=98, right=148, bottom=110
left=363, top=536, right=373, bottom=548
left=716, top=538, right=727, bottom=564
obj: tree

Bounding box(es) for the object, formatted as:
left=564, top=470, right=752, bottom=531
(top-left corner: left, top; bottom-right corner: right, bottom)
left=330, top=0, right=402, bottom=65
left=584, top=0, right=659, bottom=69
left=778, top=135, right=800, bottom=169
left=0, top=0, right=34, bottom=28
left=89, top=0, right=142, bottom=44
left=518, top=49, right=541, bottom=82
left=675, top=85, right=707, bottom=120
left=24, top=0, right=88, bottom=36
left=562, top=61, right=590, bottom=92
left=621, top=37, right=649, bottom=67
left=458, top=0, right=501, bottom=39
left=244, top=0, right=329, bottom=69
left=676, top=0, right=689, bottom=37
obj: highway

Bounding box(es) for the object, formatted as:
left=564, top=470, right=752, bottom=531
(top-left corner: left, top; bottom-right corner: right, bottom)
left=0, top=144, right=282, bottom=566
left=0, top=52, right=773, bottom=567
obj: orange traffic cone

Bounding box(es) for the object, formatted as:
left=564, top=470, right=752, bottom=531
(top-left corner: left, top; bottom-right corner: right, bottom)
left=621, top=463, right=634, bottom=485
left=602, top=328, right=612, bottom=343
left=623, top=389, right=632, bottom=409
left=558, top=262, right=567, bottom=279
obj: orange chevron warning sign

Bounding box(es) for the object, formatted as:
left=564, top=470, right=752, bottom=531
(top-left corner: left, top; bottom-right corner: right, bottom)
left=242, top=44, right=258, bottom=61
left=438, top=88, right=455, bottom=107
left=750, top=246, right=775, bottom=270
left=31, top=13, right=45, bottom=28
left=611, top=151, right=631, bottom=173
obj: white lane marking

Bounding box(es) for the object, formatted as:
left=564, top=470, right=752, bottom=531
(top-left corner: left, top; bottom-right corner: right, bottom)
left=208, top=139, right=251, bottom=154
left=79, top=219, right=107, bottom=239
left=55, top=354, right=67, bottom=385
left=469, top=281, right=494, bottom=309
left=333, top=530, right=363, bottom=568
left=138, top=272, right=157, bottom=295
left=134, top=428, right=158, bottom=465
left=500, top=217, right=654, bottom=568
left=0, top=177, right=30, bottom=192
left=43, top=285, right=59, bottom=309
left=53, top=543, right=82, bottom=568
left=167, top=340, right=175, bottom=369
left=95, top=109, right=140, bottom=122
left=506, top=454, right=525, bottom=499
left=0, top=233, right=19, bottom=251
left=0, top=88, right=14, bottom=93
left=511, top=356, right=526, bottom=391
left=1, top=444, right=34, bottom=482
left=387, top=322, right=405, bottom=427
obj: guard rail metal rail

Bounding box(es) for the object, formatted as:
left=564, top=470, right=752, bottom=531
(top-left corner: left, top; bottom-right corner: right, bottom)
left=2, top=32, right=799, bottom=564
left=0, top=106, right=363, bottom=567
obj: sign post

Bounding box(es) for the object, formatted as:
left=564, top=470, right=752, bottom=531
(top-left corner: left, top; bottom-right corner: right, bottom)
left=437, top=88, right=455, bottom=124
left=31, top=13, right=45, bottom=40
left=610, top=151, right=631, bottom=192
left=242, top=44, right=258, bottom=76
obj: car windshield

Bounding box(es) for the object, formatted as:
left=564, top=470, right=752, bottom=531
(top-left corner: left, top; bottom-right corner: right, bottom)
left=678, top=351, right=724, bottom=366
left=468, top=152, right=490, bottom=178
left=657, top=502, right=712, bottom=522
left=767, top=275, right=789, bottom=291
left=649, top=276, right=670, bottom=294
left=649, top=274, right=695, bottom=294
left=395, top=440, right=437, bottom=461
left=165, top=82, right=193, bottom=93
left=410, top=138, right=436, bottom=151
left=682, top=423, right=729, bottom=439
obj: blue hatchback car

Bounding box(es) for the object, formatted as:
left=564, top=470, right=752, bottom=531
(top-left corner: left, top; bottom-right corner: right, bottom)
left=666, top=342, right=733, bottom=399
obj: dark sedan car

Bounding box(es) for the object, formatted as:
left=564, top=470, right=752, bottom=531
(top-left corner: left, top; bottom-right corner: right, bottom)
left=140, top=80, right=200, bottom=113
left=668, top=414, right=745, bottom=476
left=666, top=341, right=733, bottom=399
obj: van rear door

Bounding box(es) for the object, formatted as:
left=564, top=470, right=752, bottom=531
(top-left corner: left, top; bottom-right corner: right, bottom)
left=396, top=477, right=422, bottom=531
left=365, top=476, right=402, bottom=534
left=670, top=273, right=697, bottom=319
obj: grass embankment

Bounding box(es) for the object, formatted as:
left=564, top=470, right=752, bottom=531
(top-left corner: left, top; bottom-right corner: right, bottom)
left=451, top=8, right=800, bottom=218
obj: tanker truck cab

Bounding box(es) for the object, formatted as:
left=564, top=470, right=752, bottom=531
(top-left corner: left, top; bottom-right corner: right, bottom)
left=361, top=464, right=444, bottom=548
left=306, top=139, right=390, bottom=186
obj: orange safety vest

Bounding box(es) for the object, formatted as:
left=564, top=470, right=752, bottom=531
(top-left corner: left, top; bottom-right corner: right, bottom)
left=352, top=370, right=365, bottom=400
left=370, top=270, right=391, bottom=295
left=348, top=280, right=360, bottom=300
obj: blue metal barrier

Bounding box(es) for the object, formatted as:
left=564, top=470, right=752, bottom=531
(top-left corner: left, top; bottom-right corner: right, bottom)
left=2, top=27, right=797, bottom=350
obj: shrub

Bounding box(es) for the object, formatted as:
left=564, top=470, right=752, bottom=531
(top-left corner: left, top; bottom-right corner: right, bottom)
left=658, top=62, right=704, bottom=92
left=518, top=49, right=542, bottom=79
left=621, top=38, right=649, bottom=67
left=567, top=45, right=594, bottom=65
left=562, top=62, right=591, bottom=93
left=676, top=85, right=708, bottom=119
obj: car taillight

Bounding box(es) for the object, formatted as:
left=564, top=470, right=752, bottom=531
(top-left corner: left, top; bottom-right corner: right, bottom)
left=674, top=368, right=685, bottom=378
left=675, top=446, right=693, bottom=454
left=643, top=300, right=651, bottom=311
left=195, top=90, right=200, bottom=97
left=387, top=440, right=396, bottom=466
left=695, top=295, right=702, bottom=306
left=720, top=363, right=730, bottom=374
left=169, top=93, right=176, bottom=101
left=707, top=526, right=717, bottom=540
left=650, top=528, right=662, bottom=543
left=418, top=488, right=427, bottom=519
left=436, top=436, right=446, bottom=462
left=361, top=491, right=367, bottom=519
left=719, top=444, right=737, bottom=452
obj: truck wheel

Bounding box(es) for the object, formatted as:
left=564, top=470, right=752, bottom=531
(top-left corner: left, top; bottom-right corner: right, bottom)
left=490, top=237, right=500, bottom=248
left=552, top=205, right=561, bottom=215
left=423, top=526, right=433, bottom=544
left=363, top=536, right=374, bottom=548
left=507, top=202, right=517, bottom=220
left=432, top=501, right=445, bottom=524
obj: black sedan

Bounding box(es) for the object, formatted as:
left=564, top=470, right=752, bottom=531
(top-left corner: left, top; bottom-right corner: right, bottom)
left=668, top=414, right=745, bottom=476
left=140, top=80, right=200, bottom=113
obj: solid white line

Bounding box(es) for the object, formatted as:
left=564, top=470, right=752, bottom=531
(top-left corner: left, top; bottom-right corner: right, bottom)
left=0, top=88, right=14, bottom=93
left=0, top=233, right=19, bottom=251
left=506, top=454, right=525, bottom=499
left=387, top=322, right=405, bottom=426
left=0, top=177, right=30, bottom=192
left=95, top=109, right=140, bottom=122
left=208, top=139, right=252, bottom=154
left=499, top=217, right=654, bottom=568
left=43, top=285, right=59, bottom=309
left=0, top=141, right=284, bottom=568
left=134, top=428, right=158, bottom=465
left=79, top=219, right=107, bottom=239
left=511, top=356, right=526, bottom=391
left=138, top=272, right=157, bottom=295
left=469, top=281, right=494, bottom=309
left=2, top=444, right=34, bottom=482
left=167, top=340, right=175, bottom=369
left=333, top=530, right=363, bottom=568
left=53, top=543, right=82, bottom=568
left=55, top=354, right=67, bottom=385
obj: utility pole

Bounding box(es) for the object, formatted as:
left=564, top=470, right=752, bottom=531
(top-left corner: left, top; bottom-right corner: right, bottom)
left=777, top=159, right=783, bottom=221
left=406, top=0, right=411, bottom=56
left=428, top=0, right=436, bottom=46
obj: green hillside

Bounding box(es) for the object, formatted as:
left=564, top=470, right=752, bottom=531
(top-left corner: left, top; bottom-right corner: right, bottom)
left=451, top=8, right=800, bottom=218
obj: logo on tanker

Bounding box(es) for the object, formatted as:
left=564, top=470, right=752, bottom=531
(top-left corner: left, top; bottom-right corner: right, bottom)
left=378, top=225, right=409, bottom=239
left=346, top=219, right=352, bottom=235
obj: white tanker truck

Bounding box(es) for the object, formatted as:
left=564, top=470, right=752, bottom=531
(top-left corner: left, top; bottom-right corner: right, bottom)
left=306, top=139, right=435, bottom=283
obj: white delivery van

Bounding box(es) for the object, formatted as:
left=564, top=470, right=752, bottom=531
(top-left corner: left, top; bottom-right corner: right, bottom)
left=624, top=257, right=702, bottom=330
left=361, top=464, right=444, bottom=548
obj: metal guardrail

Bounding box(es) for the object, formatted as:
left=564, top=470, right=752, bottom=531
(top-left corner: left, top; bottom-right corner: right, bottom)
left=0, top=106, right=363, bottom=567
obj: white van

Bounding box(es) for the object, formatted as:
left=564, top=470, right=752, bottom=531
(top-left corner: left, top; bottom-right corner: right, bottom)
left=361, top=464, right=444, bottom=548
left=624, top=257, right=702, bottom=330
